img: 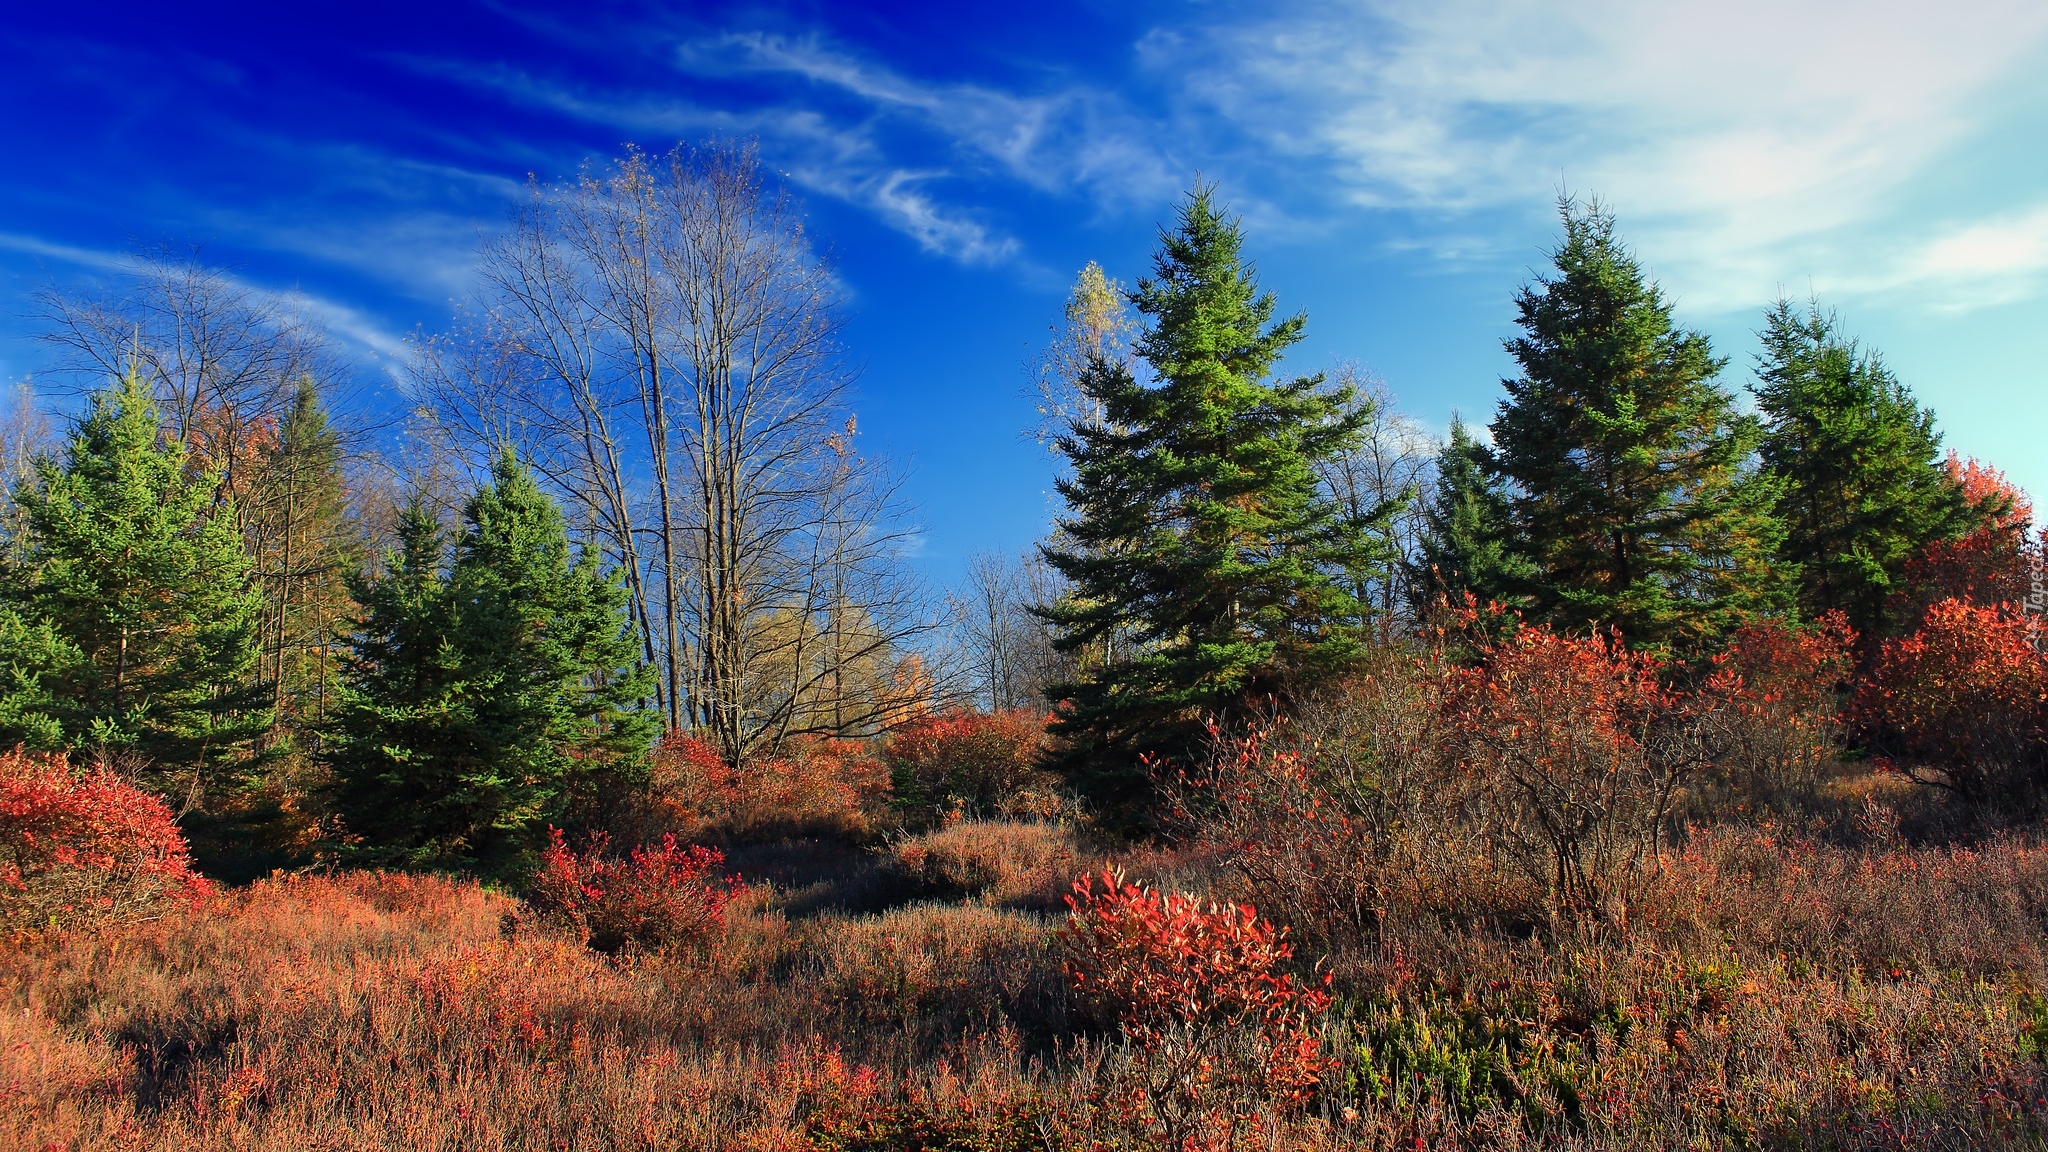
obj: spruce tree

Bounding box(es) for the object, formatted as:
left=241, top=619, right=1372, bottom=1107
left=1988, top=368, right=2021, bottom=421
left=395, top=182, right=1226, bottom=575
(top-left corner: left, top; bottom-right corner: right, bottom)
left=0, top=371, right=266, bottom=795
left=1040, top=186, right=1383, bottom=821
left=1752, top=300, right=1972, bottom=639
left=324, top=451, right=654, bottom=877
left=1490, top=199, right=1785, bottom=651
left=1405, top=414, right=1532, bottom=617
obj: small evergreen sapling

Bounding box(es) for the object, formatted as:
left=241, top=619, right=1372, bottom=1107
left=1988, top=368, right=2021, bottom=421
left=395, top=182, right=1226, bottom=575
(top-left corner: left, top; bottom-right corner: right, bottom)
left=324, top=452, right=655, bottom=877
left=1405, top=414, right=1532, bottom=619
left=1753, top=300, right=1971, bottom=640
left=0, top=371, right=266, bottom=801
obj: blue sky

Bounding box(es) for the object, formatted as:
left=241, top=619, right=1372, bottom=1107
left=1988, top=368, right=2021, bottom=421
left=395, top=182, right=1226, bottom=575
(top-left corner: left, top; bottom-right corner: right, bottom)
left=2, top=0, right=2044, bottom=584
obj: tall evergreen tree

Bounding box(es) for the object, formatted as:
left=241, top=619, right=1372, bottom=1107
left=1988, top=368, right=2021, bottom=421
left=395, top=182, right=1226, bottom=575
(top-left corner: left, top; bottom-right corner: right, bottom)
left=0, top=371, right=266, bottom=800
left=1752, top=300, right=1972, bottom=639
left=324, top=451, right=654, bottom=877
left=1039, top=185, right=1385, bottom=821
left=1405, top=414, right=1532, bottom=617
left=1490, top=199, right=1785, bottom=651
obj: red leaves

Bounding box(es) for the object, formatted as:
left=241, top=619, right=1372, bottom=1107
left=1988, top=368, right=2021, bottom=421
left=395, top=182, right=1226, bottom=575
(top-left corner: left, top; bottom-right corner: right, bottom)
left=646, top=732, right=738, bottom=823
left=1855, top=599, right=2047, bottom=799
left=1714, top=612, right=1857, bottom=711
left=1895, top=456, right=2038, bottom=622
left=531, top=827, right=741, bottom=954
left=0, top=748, right=212, bottom=931
left=1703, top=614, right=1858, bottom=802
left=1444, top=624, right=1670, bottom=793
left=1060, top=867, right=1333, bottom=1102
left=1441, top=623, right=1691, bottom=914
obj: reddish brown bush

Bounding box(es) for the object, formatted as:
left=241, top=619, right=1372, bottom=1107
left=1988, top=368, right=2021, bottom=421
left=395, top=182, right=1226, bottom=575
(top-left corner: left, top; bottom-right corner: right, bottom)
left=1176, top=674, right=1477, bottom=957
left=646, top=732, right=891, bottom=840
left=889, top=820, right=1083, bottom=910
left=529, top=827, right=742, bottom=954
left=0, top=749, right=211, bottom=933
left=644, top=732, right=736, bottom=824
left=1445, top=624, right=1692, bottom=916
left=1856, top=598, right=2047, bottom=804
left=1704, top=613, right=1856, bottom=806
left=886, top=710, right=1052, bottom=828
left=742, top=738, right=893, bottom=836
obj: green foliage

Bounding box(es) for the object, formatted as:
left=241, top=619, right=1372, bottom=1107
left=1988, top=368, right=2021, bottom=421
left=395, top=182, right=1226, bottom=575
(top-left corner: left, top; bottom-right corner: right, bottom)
left=1405, top=414, right=1533, bottom=617
left=1489, top=198, right=1786, bottom=652
left=323, top=451, right=656, bottom=878
left=0, top=609, right=78, bottom=751
left=1040, top=185, right=1384, bottom=822
left=1352, top=991, right=1588, bottom=1129
left=1753, top=299, right=1974, bottom=640
left=0, top=371, right=266, bottom=796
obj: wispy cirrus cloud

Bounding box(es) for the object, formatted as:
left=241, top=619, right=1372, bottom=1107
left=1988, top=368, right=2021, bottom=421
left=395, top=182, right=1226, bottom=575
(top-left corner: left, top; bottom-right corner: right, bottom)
left=0, top=231, right=413, bottom=371
left=680, top=32, right=1181, bottom=206
left=410, top=2, right=2048, bottom=315
left=407, top=53, right=1033, bottom=267
left=1840, top=202, right=2048, bottom=312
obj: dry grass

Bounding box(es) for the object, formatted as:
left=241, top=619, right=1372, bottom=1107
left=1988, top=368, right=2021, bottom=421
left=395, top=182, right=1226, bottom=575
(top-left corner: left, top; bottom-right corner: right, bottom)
left=6, top=798, right=2048, bottom=1147
left=0, top=871, right=1066, bottom=1150
left=888, top=820, right=1087, bottom=911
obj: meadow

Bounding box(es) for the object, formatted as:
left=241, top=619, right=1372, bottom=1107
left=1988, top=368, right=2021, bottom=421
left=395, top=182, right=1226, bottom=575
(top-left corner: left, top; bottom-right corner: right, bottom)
left=9, top=605, right=2048, bottom=1151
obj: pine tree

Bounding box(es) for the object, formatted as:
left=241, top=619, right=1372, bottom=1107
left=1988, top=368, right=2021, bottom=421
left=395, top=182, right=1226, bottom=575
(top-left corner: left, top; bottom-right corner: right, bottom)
left=1490, top=199, right=1785, bottom=651
left=324, top=451, right=655, bottom=877
left=1752, top=300, right=1972, bottom=639
left=1039, top=186, right=1383, bottom=821
left=0, top=371, right=266, bottom=799
left=1405, top=414, right=1532, bottom=617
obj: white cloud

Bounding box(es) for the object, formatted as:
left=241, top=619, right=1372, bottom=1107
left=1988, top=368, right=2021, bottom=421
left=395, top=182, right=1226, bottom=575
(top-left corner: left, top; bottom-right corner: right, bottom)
left=682, top=33, right=1181, bottom=206
left=1836, top=203, right=2048, bottom=311
left=1160, top=0, right=2048, bottom=312
left=0, top=232, right=135, bottom=273
left=403, top=3, right=2048, bottom=306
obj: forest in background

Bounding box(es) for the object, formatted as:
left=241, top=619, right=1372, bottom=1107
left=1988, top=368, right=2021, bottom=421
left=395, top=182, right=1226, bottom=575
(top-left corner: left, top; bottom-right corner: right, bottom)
left=4, top=139, right=2048, bottom=1150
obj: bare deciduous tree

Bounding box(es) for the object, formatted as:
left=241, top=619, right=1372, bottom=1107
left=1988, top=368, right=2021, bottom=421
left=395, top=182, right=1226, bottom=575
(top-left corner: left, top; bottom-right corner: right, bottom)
left=36, top=250, right=343, bottom=499
left=951, top=547, right=1073, bottom=712
left=1315, top=365, right=1437, bottom=641
left=1029, top=261, right=1137, bottom=450
left=0, top=382, right=51, bottom=565
left=424, top=141, right=935, bottom=765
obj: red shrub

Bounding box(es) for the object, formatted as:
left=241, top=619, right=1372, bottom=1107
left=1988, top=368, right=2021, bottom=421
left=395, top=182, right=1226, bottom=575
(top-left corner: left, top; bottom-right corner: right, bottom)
left=1060, top=867, right=1333, bottom=1105
left=648, top=731, right=891, bottom=838
left=744, top=737, right=892, bottom=835
left=0, top=748, right=211, bottom=932
left=1444, top=624, right=1684, bottom=914
left=646, top=732, right=738, bottom=824
left=1855, top=598, right=2048, bottom=803
left=530, top=827, right=742, bottom=954
left=886, top=710, right=1051, bottom=826
left=1717, top=612, right=1857, bottom=707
